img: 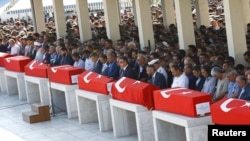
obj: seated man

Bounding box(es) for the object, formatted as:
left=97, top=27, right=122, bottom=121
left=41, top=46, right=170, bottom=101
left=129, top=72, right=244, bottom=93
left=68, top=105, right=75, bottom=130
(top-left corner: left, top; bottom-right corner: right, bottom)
left=236, top=75, right=250, bottom=101
left=72, top=52, right=85, bottom=70
left=169, top=62, right=189, bottom=88
left=192, top=66, right=205, bottom=91
left=90, top=52, right=103, bottom=74
left=60, top=47, right=74, bottom=65
left=211, top=66, right=229, bottom=102
left=146, top=64, right=167, bottom=89
left=103, top=51, right=120, bottom=80
left=118, top=56, right=137, bottom=79
left=226, top=69, right=240, bottom=98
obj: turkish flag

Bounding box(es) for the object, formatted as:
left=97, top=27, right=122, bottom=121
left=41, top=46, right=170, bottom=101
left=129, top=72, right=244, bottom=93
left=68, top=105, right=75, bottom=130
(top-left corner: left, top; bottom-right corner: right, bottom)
left=154, top=87, right=212, bottom=117
left=0, top=53, right=12, bottom=67
left=24, top=60, right=48, bottom=78
left=4, top=56, right=32, bottom=72
left=78, top=70, right=113, bottom=94
left=211, top=98, right=250, bottom=125
left=48, top=65, right=83, bottom=85
left=111, top=77, right=159, bottom=110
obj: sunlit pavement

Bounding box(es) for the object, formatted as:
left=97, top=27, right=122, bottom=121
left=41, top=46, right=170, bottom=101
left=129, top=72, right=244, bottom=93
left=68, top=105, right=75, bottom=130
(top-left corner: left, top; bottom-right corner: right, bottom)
left=0, top=93, right=137, bottom=141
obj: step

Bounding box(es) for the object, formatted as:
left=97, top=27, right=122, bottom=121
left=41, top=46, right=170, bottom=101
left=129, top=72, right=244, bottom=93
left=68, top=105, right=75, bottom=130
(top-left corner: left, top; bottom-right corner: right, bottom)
left=31, top=103, right=50, bottom=113
left=22, top=111, right=39, bottom=123
left=22, top=103, right=51, bottom=124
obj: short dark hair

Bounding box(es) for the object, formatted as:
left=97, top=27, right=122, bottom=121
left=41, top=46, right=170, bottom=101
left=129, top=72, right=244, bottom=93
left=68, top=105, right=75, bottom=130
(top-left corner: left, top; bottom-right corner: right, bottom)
left=235, top=64, right=245, bottom=71
left=72, top=52, right=80, bottom=58
left=33, top=32, right=40, bottom=38
left=106, top=39, right=113, bottom=45
left=188, top=44, right=197, bottom=53
left=118, top=56, right=129, bottom=64
left=61, top=47, right=68, bottom=51
left=90, top=52, right=98, bottom=58
left=192, top=65, right=201, bottom=72
left=107, top=51, right=117, bottom=58
left=201, top=65, right=212, bottom=76
left=244, top=51, right=250, bottom=57
left=147, top=64, right=156, bottom=71
left=170, top=62, right=182, bottom=71
left=99, top=54, right=107, bottom=60
left=83, top=50, right=91, bottom=55
left=237, top=75, right=247, bottom=82
left=226, top=56, right=235, bottom=65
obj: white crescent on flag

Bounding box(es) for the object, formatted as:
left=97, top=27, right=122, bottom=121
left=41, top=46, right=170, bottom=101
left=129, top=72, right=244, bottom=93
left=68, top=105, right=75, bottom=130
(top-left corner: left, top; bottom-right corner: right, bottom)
left=83, top=72, right=102, bottom=83
left=51, top=66, right=68, bottom=73
left=83, top=72, right=93, bottom=83
left=160, top=87, right=187, bottom=99
left=115, top=77, right=127, bottom=93
left=51, top=68, right=57, bottom=73
left=6, top=58, right=10, bottom=63
left=29, top=60, right=37, bottom=70
left=160, top=91, right=171, bottom=98
left=220, top=98, right=236, bottom=112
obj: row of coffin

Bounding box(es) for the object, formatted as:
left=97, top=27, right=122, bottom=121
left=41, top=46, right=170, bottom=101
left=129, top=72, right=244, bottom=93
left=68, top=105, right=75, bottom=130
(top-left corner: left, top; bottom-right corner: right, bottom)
left=0, top=53, right=249, bottom=125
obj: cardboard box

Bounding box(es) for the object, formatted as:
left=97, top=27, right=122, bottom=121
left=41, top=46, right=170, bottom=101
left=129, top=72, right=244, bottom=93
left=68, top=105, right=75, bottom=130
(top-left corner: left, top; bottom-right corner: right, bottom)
left=211, top=98, right=250, bottom=125
left=4, top=56, right=32, bottom=72
left=24, top=60, right=48, bottom=78
left=48, top=65, right=83, bottom=85
left=154, top=87, right=212, bottom=117
left=112, top=77, right=159, bottom=110
left=78, top=70, right=113, bottom=94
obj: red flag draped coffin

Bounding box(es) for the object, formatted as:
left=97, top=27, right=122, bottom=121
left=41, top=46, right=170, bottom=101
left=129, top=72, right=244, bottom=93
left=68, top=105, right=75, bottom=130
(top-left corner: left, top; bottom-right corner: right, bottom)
left=47, top=65, right=83, bottom=85
left=0, top=53, right=12, bottom=67
left=154, top=87, right=212, bottom=117
left=4, top=56, right=32, bottom=72
left=111, top=77, right=159, bottom=110
left=211, top=98, right=250, bottom=125
left=24, top=60, right=48, bottom=78
left=78, top=70, right=113, bottom=95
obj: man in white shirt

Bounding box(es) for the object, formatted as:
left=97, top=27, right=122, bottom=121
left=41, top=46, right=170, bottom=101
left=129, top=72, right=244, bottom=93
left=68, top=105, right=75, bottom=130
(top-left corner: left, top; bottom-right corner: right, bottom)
left=9, top=39, right=20, bottom=56
left=83, top=50, right=94, bottom=71
left=170, top=63, right=189, bottom=88
left=34, top=41, right=43, bottom=62
left=72, top=52, right=85, bottom=70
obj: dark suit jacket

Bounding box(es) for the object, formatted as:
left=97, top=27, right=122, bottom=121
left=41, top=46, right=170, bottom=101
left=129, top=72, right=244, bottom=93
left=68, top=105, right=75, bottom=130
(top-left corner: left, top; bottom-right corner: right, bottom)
left=93, top=60, right=103, bottom=74
left=129, top=59, right=137, bottom=68
left=134, top=64, right=148, bottom=82
left=61, top=54, right=74, bottom=65
left=152, top=72, right=167, bottom=89
left=188, top=74, right=197, bottom=90
left=42, top=52, right=51, bottom=64
left=0, top=44, right=7, bottom=52
left=194, top=76, right=206, bottom=91
left=120, top=65, right=137, bottom=79
left=29, top=48, right=37, bottom=59
left=104, top=61, right=120, bottom=80
left=5, top=43, right=10, bottom=53
left=53, top=54, right=62, bottom=66
left=238, top=84, right=250, bottom=101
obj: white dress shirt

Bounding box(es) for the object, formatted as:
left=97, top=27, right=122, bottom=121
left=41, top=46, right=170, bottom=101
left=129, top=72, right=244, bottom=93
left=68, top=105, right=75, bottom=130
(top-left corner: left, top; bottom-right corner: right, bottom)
left=171, top=73, right=189, bottom=88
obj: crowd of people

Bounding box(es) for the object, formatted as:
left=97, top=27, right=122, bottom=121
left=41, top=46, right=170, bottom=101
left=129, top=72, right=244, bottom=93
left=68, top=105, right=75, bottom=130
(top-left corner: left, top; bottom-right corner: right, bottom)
left=0, top=0, right=250, bottom=103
